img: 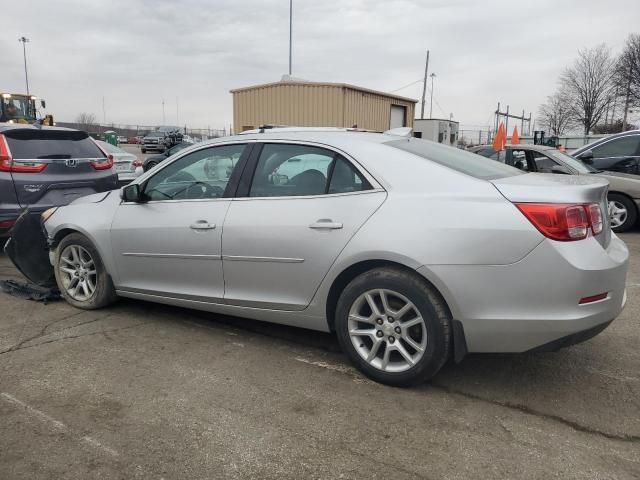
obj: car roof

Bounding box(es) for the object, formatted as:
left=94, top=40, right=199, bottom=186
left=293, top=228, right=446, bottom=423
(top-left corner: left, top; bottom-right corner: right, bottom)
left=199, top=128, right=405, bottom=151
left=471, top=144, right=555, bottom=152
left=573, top=130, right=640, bottom=154
left=0, top=123, right=83, bottom=134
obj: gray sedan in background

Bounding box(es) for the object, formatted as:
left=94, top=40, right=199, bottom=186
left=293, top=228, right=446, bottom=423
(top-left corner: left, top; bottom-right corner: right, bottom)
left=38, top=130, right=628, bottom=386
left=470, top=144, right=640, bottom=232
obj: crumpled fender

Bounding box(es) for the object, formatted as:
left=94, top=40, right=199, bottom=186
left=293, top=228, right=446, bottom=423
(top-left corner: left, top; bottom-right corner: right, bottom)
left=3, top=208, right=56, bottom=288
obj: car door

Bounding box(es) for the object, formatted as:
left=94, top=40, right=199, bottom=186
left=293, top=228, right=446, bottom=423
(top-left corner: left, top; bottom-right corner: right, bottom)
left=110, top=142, right=250, bottom=301
left=587, top=134, right=640, bottom=174
left=221, top=142, right=386, bottom=311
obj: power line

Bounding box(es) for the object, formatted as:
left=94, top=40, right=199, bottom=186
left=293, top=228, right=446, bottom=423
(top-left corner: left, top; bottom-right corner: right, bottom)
left=390, top=79, right=423, bottom=93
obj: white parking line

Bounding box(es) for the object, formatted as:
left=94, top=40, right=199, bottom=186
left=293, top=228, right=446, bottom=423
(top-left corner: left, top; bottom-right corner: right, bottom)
left=1, top=392, right=119, bottom=458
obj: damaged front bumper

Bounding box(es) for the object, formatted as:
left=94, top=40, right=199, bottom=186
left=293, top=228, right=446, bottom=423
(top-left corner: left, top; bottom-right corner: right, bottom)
left=3, top=208, right=57, bottom=288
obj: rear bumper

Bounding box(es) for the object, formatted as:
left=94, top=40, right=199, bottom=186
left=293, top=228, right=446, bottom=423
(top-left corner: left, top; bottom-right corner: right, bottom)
left=419, top=234, right=628, bottom=353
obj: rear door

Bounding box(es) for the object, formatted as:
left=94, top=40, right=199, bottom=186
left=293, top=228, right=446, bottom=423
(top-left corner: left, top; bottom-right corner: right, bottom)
left=1, top=128, right=117, bottom=210
left=221, top=142, right=386, bottom=311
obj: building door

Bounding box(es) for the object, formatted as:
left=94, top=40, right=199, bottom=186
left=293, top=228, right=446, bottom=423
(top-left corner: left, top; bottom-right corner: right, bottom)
left=390, top=105, right=406, bottom=129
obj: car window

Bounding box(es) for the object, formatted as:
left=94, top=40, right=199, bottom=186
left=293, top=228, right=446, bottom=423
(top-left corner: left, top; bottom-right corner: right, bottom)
left=249, top=144, right=334, bottom=197
left=143, top=144, right=245, bottom=201
left=328, top=157, right=371, bottom=194
left=388, top=138, right=522, bottom=180
left=509, top=150, right=531, bottom=171
left=3, top=129, right=105, bottom=159
left=531, top=151, right=559, bottom=173
left=592, top=135, right=640, bottom=158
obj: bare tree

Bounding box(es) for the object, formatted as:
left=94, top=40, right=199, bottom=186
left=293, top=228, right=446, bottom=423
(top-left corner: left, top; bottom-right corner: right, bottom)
left=615, top=34, right=640, bottom=128
left=75, top=112, right=97, bottom=132
left=560, top=44, right=616, bottom=134
left=538, top=89, right=575, bottom=136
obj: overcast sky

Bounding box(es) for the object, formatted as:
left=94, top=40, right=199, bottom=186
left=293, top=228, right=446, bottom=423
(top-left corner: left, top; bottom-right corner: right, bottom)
left=2, top=0, right=639, bottom=132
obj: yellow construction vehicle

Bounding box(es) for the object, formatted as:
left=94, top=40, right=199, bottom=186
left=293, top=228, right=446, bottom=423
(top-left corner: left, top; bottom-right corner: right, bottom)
left=0, top=92, right=54, bottom=125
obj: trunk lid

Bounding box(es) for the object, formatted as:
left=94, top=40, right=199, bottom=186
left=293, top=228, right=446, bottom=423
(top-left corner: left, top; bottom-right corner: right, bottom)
left=491, top=173, right=611, bottom=247
left=3, top=128, right=117, bottom=209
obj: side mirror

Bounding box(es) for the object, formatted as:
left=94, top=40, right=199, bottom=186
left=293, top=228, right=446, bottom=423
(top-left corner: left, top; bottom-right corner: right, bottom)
left=40, top=100, right=46, bottom=109
left=580, top=150, right=594, bottom=164
left=121, top=183, right=143, bottom=202
left=551, top=165, right=571, bottom=175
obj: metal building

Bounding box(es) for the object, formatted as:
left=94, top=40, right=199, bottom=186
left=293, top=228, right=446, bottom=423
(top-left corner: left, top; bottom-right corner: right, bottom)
left=231, top=80, right=416, bottom=134
left=413, top=118, right=459, bottom=146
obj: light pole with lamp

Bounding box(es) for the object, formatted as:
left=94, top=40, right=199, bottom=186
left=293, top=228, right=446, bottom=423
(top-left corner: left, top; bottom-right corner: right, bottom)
left=429, top=73, right=436, bottom=119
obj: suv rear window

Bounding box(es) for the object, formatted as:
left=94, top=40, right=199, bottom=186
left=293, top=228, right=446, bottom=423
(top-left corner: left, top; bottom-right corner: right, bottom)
left=4, top=129, right=105, bottom=160
left=387, top=138, right=523, bottom=180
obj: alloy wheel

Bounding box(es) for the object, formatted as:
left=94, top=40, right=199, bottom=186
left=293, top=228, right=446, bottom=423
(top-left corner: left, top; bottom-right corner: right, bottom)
left=609, top=200, right=628, bottom=228
left=59, top=245, right=98, bottom=302
left=348, top=289, right=427, bottom=373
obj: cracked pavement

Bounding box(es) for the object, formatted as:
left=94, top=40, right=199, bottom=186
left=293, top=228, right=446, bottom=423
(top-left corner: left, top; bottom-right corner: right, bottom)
left=1, top=234, right=639, bottom=479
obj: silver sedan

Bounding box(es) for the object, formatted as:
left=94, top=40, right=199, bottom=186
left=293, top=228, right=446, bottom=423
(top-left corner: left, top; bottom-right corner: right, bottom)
left=41, top=129, right=629, bottom=386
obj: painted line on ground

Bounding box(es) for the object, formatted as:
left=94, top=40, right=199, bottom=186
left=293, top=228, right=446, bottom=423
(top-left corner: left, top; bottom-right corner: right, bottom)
left=1, top=392, right=119, bottom=458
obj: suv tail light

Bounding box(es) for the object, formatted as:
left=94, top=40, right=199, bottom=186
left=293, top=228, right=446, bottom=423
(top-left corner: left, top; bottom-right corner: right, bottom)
left=0, top=134, right=48, bottom=173
left=515, top=203, right=604, bottom=241
left=91, top=154, right=114, bottom=170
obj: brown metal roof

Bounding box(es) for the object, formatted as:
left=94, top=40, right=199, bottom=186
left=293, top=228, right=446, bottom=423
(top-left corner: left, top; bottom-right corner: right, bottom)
left=230, top=80, right=418, bottom=104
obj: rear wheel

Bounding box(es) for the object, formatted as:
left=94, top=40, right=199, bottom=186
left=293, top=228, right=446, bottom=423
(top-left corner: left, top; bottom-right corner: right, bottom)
left=608, top=193, right=637, bottom=233
left=145, top=160, right=158, bottom=171
left=335, top=268, right=451, bottom=386
left=54, top=233, right=117, bottom=309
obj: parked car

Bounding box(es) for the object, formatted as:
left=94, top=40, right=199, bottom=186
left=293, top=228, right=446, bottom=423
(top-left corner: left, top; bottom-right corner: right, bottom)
left=572, top=130, right=640, bottom=175
left=143, top=141, right=193, bottom=171
left=95, top=140, right=143, bottom=184
left=141, top=127, right=183, bottom=154
left=470, top=144, right=640, bottom=232
left=0, top=124, right=118, bottom=237
left=117, top=136, right=127, bottom=144
left=39, top=129, right=627, bottom=386
left=127, top=136, right=139, bottom=144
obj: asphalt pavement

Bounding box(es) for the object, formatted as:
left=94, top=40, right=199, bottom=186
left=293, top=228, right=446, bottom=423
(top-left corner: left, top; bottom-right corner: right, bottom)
left=0, top=233, right=639, bottom=479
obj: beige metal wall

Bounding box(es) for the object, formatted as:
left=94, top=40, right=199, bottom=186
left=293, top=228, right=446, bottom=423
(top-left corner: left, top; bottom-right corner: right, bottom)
left=343, top=88, right=414, bottom=131
left=232, top=83, right=416, bottom=133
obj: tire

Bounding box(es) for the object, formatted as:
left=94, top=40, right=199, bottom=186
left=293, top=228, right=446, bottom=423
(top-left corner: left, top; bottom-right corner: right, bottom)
left=608, top=193, right=637, bottom=233
left=145, top=160, right=158, bottom=172
left=335, top=267, right=451, bottom=387
left=54, top=233, right=117, bottom=309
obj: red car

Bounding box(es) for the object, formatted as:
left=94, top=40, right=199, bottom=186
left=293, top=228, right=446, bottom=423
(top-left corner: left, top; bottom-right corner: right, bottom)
left=127, top=136, right=139, bottom=144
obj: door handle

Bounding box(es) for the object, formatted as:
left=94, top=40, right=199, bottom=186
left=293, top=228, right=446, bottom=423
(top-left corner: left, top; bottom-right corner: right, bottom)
left=190, top=220, right=216, bottom=230
left=309, top=219, right=343, bottom=230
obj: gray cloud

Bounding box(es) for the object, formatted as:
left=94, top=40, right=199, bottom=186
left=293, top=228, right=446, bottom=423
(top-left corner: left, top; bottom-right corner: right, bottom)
left=2, top=0, right=639, bottom=131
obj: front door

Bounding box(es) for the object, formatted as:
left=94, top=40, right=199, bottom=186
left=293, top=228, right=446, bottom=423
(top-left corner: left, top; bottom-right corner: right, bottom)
left=222, top=142, right=386, bottom=310
left=111, top=143, right=249, bottom=301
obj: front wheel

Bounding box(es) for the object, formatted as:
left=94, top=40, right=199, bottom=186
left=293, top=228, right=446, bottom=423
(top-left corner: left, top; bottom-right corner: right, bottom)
left=144, top=160, right=158, bottom=172
left=335, top=268, right=451, bottom=387
left=608, top=193, right=637, bottom=233
left=54, top=233, right=117, bottom=309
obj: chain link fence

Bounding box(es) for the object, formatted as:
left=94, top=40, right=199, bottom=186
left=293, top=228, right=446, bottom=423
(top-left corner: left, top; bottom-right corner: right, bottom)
left=57, top=122, right=229, bottom=140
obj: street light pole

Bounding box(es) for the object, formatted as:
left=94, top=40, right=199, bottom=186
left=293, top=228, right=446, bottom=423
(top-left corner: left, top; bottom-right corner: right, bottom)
left=288, top=0, right=293, bottom=76
left=429, top=73, right=436, bottom=119
left=420, top=50, right=430, bottom=119
left=18, top=36, right=30, bottom=95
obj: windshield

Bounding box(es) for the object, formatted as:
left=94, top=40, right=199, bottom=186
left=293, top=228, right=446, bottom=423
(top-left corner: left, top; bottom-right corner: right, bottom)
left=1, top=95, right=35, bottom=121
left=545, top=149, right=598, bottom=173
left=387, top=138, right=523, bottom=180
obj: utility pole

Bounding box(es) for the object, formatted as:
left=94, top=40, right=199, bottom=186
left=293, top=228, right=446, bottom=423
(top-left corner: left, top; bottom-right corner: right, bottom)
left=429, top=73, right=436, bottom=119
left=176, top=97, right=179, bottom=125
left=162, top=99, right=166, bottom=125
left=420, top=50, right=430, bottom=119
left=18, top=37, right=30, bottom=95
left=102, top=96, right=106, bottom=124
left=622, top=64, right=632, bottom=131
left=288, top=0, right=293, bottom=76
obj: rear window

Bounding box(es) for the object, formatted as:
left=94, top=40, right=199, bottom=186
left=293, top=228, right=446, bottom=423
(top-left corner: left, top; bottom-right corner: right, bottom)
left=387, top=138, right=523, bottom=180
left=4, top=129, right=105, bottom=160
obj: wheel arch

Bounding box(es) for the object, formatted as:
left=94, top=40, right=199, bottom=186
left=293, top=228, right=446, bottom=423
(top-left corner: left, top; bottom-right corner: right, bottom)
left=325, top=259, right=454, bottom=332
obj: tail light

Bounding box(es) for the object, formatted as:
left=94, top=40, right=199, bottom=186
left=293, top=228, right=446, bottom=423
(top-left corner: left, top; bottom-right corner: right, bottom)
left=91, top=154, right=114, bottom=170
left=132, top=158, right=143, bottom=167
left=0, top=219, right=16, bottom=229
left=515, top=203, right=604, bottom=241
left=0, top=134, right=47, bottom=173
